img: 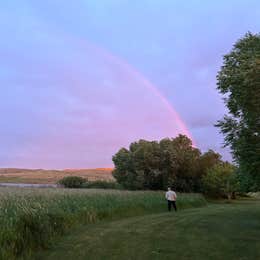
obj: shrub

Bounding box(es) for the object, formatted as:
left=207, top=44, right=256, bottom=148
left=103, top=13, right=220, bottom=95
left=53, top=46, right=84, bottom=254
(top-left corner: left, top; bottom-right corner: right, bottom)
left=202, top=163, right=239, bottom=199
left=58, top=176, right=87, bottom=188
left=82, top=180, right=122, bottom=189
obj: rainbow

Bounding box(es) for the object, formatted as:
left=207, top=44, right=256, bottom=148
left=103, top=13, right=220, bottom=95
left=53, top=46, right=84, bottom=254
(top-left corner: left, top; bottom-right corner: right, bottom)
left=78, top=39, right=195, bottom=144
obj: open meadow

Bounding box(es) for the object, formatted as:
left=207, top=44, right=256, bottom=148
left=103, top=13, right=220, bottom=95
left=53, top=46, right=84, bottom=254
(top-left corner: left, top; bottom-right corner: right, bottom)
left=0, top=187, right=206, bottom=259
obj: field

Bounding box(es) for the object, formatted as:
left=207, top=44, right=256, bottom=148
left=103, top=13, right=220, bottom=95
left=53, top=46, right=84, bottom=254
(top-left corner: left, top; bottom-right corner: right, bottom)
left=1, top=187, right=259, bottom=260
left=0, top=187, right=206, bottom=259
left=0, top=168, right=114, bottom=184
left=37, top=199, right=260, bottom=260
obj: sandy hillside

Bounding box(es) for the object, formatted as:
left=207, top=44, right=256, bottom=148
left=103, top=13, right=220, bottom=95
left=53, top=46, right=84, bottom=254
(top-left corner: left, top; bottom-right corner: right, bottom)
left=0, top=168, right=114, bottom=184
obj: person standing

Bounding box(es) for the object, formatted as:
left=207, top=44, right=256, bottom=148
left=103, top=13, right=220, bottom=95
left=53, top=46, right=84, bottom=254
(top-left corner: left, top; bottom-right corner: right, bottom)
left=165, top=187, right=177, bottom=212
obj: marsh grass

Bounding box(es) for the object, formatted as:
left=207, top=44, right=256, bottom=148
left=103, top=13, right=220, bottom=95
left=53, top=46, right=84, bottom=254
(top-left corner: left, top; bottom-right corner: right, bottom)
left=0, top=187, right=206, bottom=259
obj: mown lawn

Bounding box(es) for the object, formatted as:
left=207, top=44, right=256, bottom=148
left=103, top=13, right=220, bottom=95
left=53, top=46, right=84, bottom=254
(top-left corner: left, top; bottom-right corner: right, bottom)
left=36, top=199, right=260, bottom=260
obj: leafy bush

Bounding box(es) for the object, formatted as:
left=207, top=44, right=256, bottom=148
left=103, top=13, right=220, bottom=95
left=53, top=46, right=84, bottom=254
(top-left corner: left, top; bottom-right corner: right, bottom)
left=0, top=188, right=207, bottom=259
left=82, top=180, right=122, bottom=189
left=58, top=176, right=87, bottom=188
left=202, top=163, right=239, bottom=199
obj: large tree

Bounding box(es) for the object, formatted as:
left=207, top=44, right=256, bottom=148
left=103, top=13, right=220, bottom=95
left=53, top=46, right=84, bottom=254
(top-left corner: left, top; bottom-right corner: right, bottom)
left=199, top=149, right=222, bottom=175
left=112, top=140, right=162, bottom=190
left=159, top=135, right=201, bottom=192
left=216, top=32, right=260, bottom=189
left=112, top=135, right=214, bottom=191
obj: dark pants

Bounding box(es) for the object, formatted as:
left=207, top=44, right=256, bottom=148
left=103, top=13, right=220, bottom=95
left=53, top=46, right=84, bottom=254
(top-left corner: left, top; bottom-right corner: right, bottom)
left=168, top=200, right=177, bottom=212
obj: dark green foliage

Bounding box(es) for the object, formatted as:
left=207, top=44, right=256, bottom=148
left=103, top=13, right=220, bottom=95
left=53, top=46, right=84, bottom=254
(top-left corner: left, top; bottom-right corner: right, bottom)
left=113, top=135, right=222, bottom=192
left=160, top=136, right=202, bottom=192
left=113, top=140, right=163, bottom=190
left=237, top=169, right=259, bottom=193
left=82, top=181, right=122, bottom=189
left=199, top=149, right=222, bottom=175
left=58, top=176, right=87, bottom=188
left=202, top=162, right=239, bottom=198
left=216, top=32, right=260, bottom=190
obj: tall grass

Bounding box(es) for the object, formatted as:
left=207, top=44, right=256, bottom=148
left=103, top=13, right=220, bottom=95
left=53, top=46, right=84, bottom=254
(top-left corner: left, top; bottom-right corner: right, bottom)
left=0, top=187, right=207, bottom=259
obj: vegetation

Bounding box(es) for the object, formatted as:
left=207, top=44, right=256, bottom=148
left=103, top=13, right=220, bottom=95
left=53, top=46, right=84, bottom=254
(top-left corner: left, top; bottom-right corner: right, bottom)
left=113, top=135, right=223, bottom=192
left=216, top=32, right=260, bottom=190
left=58, top=177, right=121, bottom=189
left=0, top=187, right=206, bottom=259
left=236, top=169, right=258, bottom=193
left=202, top=162, right=239, bottom=199
left=82, top=180, right=122, bottom=189
left=58, top=176, right=87, bottom=188
left=36, top=200, right=260, bottom=260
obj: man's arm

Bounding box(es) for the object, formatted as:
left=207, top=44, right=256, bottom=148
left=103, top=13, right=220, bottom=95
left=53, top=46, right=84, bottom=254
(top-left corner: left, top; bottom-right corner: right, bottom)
left=165, top=192, right=168, bottom=200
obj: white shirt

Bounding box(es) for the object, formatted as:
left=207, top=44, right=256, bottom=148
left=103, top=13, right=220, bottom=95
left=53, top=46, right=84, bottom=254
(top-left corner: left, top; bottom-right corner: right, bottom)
left=165, top=190, right=177, bottom=201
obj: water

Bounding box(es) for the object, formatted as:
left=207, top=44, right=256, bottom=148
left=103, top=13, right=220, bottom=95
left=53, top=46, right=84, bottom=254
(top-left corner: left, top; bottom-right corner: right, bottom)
left=0, top=183, right=58, bottom=188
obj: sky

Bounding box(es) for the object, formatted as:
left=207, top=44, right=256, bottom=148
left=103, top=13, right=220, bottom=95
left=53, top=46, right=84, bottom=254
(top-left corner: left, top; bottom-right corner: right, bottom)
left=0, top=0, right=259, bottom=169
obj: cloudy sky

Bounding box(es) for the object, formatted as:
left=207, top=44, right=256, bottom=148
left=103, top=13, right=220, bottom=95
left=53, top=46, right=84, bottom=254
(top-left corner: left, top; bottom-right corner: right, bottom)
left=0, top=0, right=259, bottom=168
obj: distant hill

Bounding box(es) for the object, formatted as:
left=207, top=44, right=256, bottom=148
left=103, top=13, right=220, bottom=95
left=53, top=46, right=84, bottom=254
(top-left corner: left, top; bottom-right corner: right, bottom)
left=0, top=168, right=114, bottom=184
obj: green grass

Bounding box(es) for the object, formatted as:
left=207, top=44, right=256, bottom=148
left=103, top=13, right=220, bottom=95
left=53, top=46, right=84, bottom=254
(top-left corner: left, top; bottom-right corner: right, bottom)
left=36, top=199, right=260, bottom=260
left=0, top=188, right=206, bottom=259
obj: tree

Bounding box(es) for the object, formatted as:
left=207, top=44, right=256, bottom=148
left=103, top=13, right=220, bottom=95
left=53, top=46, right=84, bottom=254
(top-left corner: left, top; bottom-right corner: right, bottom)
left=159, top=135, right=201, bottom=192
left=199, top=149, right=222, bottom=175
left=202, top=162, right=239, bottom=199
left=216, top=32, right=260, bottom=189
left=112, top=140, right=162, bottom=190
left=112, top=148, right=137, bottom=189
left=113, top=135, right=203, bottom=191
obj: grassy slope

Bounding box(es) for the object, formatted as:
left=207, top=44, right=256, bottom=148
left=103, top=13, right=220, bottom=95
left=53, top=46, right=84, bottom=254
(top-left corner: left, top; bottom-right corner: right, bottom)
left=36, top=199, right=260, bottom=260
left=0, top=168, right=113, bottom=183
